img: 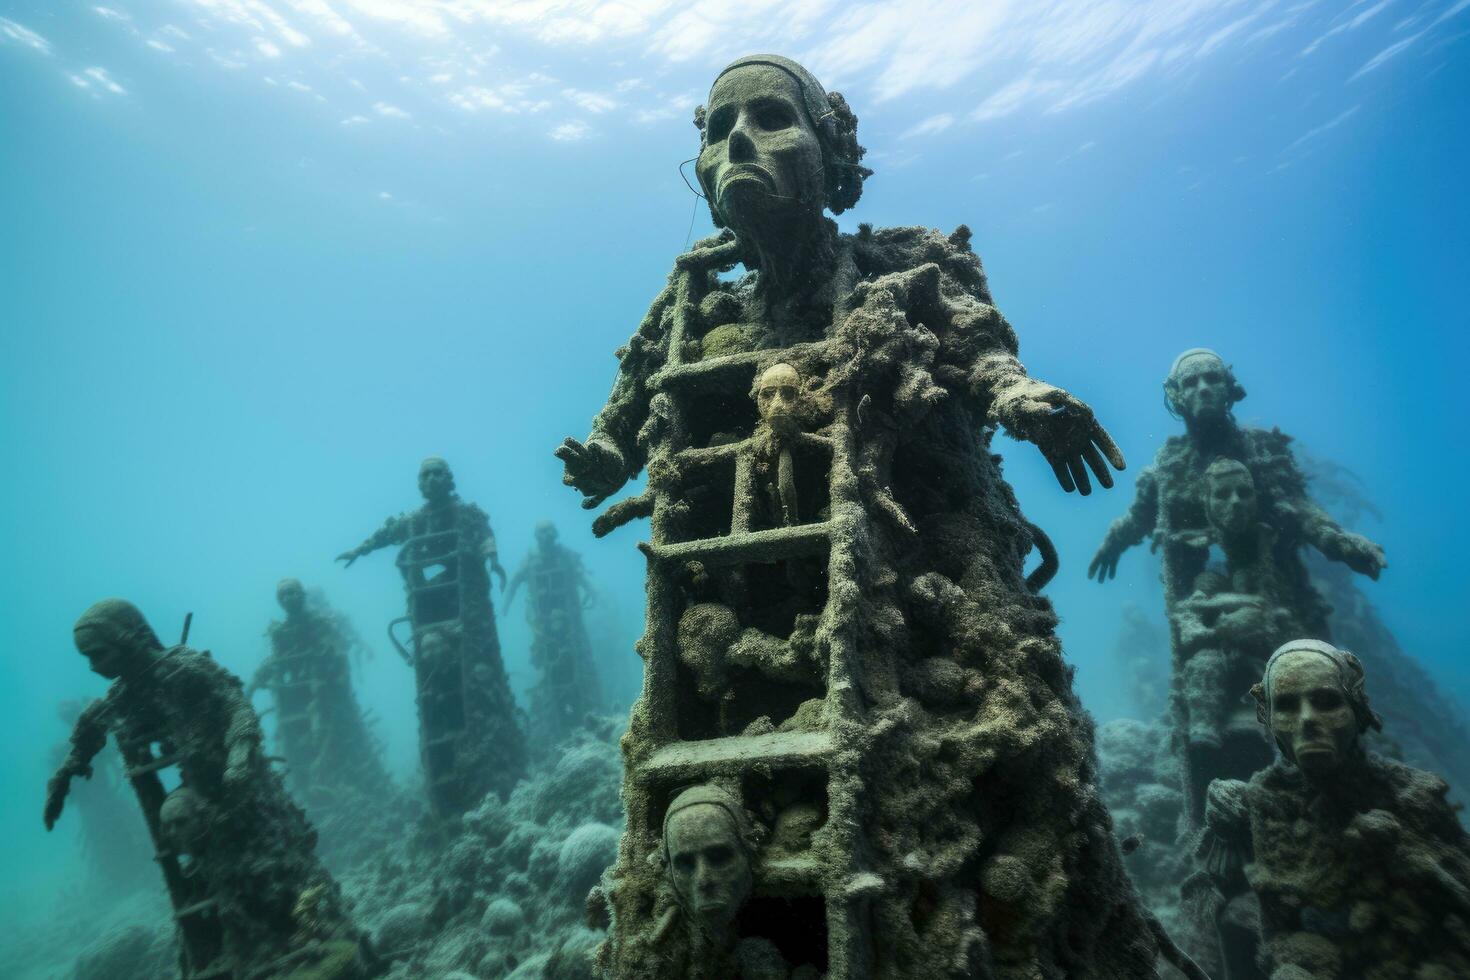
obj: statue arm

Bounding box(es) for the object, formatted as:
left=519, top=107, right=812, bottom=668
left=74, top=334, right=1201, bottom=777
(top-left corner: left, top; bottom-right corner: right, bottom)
left=1300, top=502, right=1387, bottom=580
left=504, top=562, right=527, bottom=609
left=44, top=699, right=109, bottom=830
left=1088, top=468, right=1159, bottom=582
left=337, top=513, right=412, bottom=567
left=469, top=507, right=509, bottom=592
left=949, top=301, right=1125, bottom=496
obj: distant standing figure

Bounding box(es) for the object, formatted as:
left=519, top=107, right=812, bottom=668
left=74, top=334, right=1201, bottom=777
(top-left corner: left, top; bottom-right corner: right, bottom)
left=338, top=456, right=526, bottom=813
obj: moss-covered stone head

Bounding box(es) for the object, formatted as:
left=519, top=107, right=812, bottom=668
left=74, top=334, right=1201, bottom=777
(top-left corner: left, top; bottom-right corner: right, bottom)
left=73, top=598, right=163, bottom=680
left=1164, top=348, right=1245, bottom=422
left=1252, top=638, right=1382, bottom=776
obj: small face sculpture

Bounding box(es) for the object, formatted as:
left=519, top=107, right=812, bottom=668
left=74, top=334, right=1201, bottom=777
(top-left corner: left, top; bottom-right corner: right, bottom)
left=276, top=578, right=306, bottom=616
left=1170, top=354, right=1232, bottom=422
left=1268, top=651, right=1359, bottom=776
left=666, top=803, right=752, bottom=934
left=418, top=457, right=454, bottom=503
left=755, top=363, right=802, bottom=437
left=160, top=787, right=212, bottom=855
left=697, top=65, right=825, bottom=229
left=535, top=521, right=558, bottom=550
left=1206, top=464, right=1257, bottom=539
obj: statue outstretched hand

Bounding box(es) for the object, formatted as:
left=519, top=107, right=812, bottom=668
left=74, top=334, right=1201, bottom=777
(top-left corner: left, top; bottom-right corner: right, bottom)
left=336, top=548, right=360, bottom=569
left=1340, top=533, right=1387, bottom=581
left=555, top=436, right=628, bottom=509
left=43, top=769, right=83, bottom=830
left=1088, top=539, right=1124, bottom=582
left=1002, top=384, right=1126, bottom=496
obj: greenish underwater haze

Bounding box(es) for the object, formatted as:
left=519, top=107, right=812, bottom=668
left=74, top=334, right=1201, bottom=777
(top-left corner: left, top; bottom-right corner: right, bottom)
left=2, top=0, right=1467, bottom=965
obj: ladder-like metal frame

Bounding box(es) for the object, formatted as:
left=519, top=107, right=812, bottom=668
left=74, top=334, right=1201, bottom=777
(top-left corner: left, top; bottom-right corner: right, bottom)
left=611, top=247, right=875, bottom=977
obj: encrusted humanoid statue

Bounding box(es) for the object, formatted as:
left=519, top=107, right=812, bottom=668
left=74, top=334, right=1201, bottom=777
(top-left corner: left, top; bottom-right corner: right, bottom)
left=44, top=599, right=372, bottom=980
left=506, top=521, right=604, bottom=753
left=339, top=456, right=526, bottom=813
left=1089, top=350, right=1386, bottom=826
left=1193, top=640, right=1470, bottom=980
left=250, top=578, right=390, bottom=810
left=558, top=54, right=1179, bottom=980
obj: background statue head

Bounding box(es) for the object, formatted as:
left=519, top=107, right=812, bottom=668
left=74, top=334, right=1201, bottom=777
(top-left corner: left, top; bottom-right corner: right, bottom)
left=694, top=54, right=869, bottom=232
left=418, top=456, right=456, bottom=504
left=662, top=784, right=755, bottom=938
left=1163, top=348, right=1246, bottom=423
left=535, top=520, right=559, bottom=549
left=1251, top=638, right=1382, bottom=777
left=275, top=577, right=307, bottom=617
left=72, top=598, right=163, bottom=680
left=753, top=362, right=803, bottom=438
left=1203, top=457, right=1257, bottom=541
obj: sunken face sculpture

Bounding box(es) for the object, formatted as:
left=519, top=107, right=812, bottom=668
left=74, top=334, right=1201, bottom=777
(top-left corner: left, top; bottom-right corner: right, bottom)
left=1168, top=351, right=1234, bottom=423
left=1265, top=650, right=1361, bottom=776
left=695, top=63, right=825, bottom=232
left=418, top=456, right=455, bottom=504
left=665, top=788, right=754, bottom=936
left=755, top=362, right=802, bottom=438
left=1205, top=459, right=1258, bottom=540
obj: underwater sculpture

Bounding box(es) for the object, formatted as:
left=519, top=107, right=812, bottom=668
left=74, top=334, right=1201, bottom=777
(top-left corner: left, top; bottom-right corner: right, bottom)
left=1089, top=349, right=1386, bottom=825
left=249, top=578, right=391, bottom=809
left=44, top=599, right=372, bottom=979
left=339, top=455, right=526, bottom=815
left=1193, top=639, right=1470, bottom=980
left=557, top=53, right=1177, bottom=979
left=506, top=521, right=604, bottom=753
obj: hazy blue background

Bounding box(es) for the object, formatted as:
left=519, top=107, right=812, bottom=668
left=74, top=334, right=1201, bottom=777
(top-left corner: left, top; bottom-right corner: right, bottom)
left=3, top=0, right=1467, bottom=929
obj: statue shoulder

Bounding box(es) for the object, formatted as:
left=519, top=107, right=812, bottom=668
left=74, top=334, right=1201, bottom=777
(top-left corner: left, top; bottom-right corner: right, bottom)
left=851, top=224, right=992, bottom=303
left=1244, top=426, right=1296, bottom=460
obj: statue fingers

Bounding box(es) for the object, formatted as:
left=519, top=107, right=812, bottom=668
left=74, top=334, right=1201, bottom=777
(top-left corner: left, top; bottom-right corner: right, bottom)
left=1067, top=455, right=1093, bottom=496
left=1081, top=444, right=1114, bottom=490
left=1046, top=453, right=1076, bottom=493
left=1090, top=422, right=1126, bottom=472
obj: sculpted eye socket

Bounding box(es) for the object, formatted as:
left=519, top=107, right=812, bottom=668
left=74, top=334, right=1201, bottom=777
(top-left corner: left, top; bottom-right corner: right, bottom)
left=1311, top=691, right=1345, bottom=710
left=755, top=103, right=794, bottom=130
left=707, top=107, right=734, bottom=142
left=674, top=854, right=696, bottom=872
left=1274, top=694, right=1299, bottom=713
left=706, top=845, right=734, bottom=866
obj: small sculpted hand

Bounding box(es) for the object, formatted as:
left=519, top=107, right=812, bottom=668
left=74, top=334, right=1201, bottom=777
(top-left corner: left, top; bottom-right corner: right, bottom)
left=555, top=437, right=628, bottom=509
left=1342, top=534, right=1387, bottom=581
left=492, top=562, right=509, bottom=594
left=336, top=548, right=360, bottom=569
left=43, top=772, right=75, bottom=830
left=1008, top=385, right=1126, bottom=496
left=1088, top=540, right=1123, bottom=582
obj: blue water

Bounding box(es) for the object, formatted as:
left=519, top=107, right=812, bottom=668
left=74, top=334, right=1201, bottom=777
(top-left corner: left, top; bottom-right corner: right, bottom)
left=3, top=0, right=1467, bottom=942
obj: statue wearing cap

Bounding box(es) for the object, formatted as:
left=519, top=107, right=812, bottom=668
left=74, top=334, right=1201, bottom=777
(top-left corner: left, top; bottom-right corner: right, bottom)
left=563, top=53, right=1171, bottom=980
left=1191, top=640, right=1470, bottom=980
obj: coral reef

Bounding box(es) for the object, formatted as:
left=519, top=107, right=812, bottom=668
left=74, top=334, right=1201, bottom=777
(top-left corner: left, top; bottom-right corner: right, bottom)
left=340, top=456, right=527, bottom=815
left=556, top=54, right=1161, bottom=979
left=506, top=522, right=605, bottom=753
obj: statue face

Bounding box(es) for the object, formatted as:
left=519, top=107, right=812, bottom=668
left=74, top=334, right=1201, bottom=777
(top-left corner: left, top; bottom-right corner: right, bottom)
left=276, top=579, right=306, bottom=615
left=160, top=788, right=211, bottom=855
left=755, top=363, right=802, bottom=436
left=1170, top=354, right=1231, bottom=422
left=74, top=624, right=130, bottom=679
left=1268, top=651, right=1359, bottom=776
left=1206, top=467, right=1257, bottom=539
left=418, top=458, right=454, bottom=503
left=697, top=65, right=825, bottom=230
left=666, top=803, right=752, bottom=933
left=536, top=522, right=558, bottom=548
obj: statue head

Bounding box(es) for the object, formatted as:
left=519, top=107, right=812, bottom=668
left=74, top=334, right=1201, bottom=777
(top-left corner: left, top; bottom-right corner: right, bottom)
left=695, top=55, right=869, bottom=234
left=1203, top=457, right=1257, bottom=540
left=1163, top=348, right=1245, bottom=423
left=72, top=599, right=163, bottom=680
left=275, top=577, right=306, bottom=616
left=535, top=521, right=559, bottom=549
left=663, top=784, right=754, bottom=937
left=418, top=456, right=455, bottom=503
left=1251, top=639, right=1381, bottom=778
left=159, top=787, right=212, bottom=856
left=753, top=362, right=803, bottom=437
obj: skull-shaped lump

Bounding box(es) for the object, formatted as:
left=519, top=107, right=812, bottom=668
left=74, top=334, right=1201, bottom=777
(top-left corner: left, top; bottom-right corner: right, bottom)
left=754, top=363, right=802, bottom=438
left=663, top=784, right=754, bottom=935
left=160, top=787, right=212, bottom=856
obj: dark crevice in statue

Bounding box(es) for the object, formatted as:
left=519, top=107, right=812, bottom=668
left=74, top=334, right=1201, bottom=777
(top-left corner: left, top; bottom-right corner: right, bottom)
left=339, top=456, right=526, bottom=816
left=557, top=54, right=1186, bottom=980
left=44, top=599, right=375, bottom=979
left=506, top=521, right=605, bottom=754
